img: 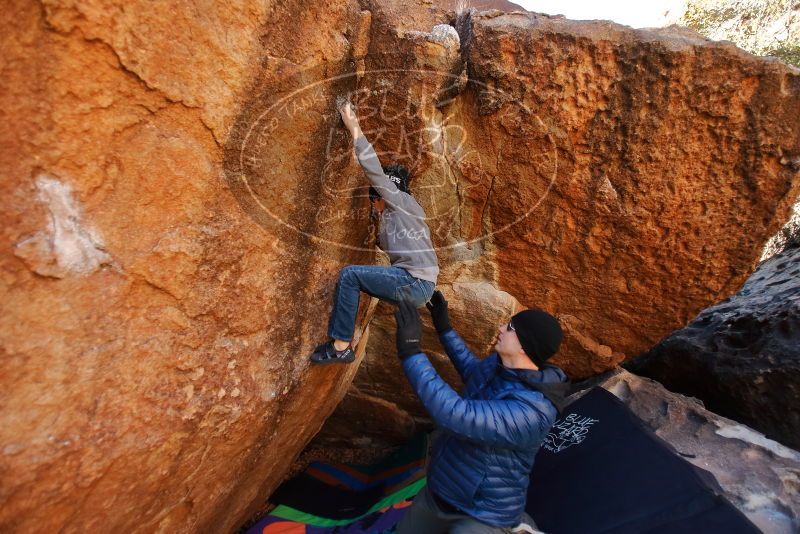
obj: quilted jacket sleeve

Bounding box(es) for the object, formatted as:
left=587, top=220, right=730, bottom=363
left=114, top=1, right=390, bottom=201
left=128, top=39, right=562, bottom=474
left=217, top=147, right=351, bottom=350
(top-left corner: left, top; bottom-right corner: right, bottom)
left=437, top=328, right=480, bottom=383
left=402, top=352, right=551, bottom=450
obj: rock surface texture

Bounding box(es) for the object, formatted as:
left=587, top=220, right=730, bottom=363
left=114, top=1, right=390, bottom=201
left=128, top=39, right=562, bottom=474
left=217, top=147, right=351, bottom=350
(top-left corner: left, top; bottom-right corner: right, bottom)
left=1, top=1, right=379, bottom=532
left=584, top=369, right=800, bottom=534
left=1, top=0, right=799, bottom=532
left=628, top=244, right=800, bottom=450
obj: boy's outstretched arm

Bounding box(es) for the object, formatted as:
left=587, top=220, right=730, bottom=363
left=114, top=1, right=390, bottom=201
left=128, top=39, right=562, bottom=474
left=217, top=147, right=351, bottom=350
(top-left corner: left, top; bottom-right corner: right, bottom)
left=337, top=101, right=415, bottom=212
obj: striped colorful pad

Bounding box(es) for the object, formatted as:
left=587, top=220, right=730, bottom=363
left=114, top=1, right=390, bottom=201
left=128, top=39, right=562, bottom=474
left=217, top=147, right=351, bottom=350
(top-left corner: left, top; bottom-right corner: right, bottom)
left=246, top=434, right=428, bottom=534
left=304, top=433, right=428, bottom=492
left=251, top=479, right=424, bottom=534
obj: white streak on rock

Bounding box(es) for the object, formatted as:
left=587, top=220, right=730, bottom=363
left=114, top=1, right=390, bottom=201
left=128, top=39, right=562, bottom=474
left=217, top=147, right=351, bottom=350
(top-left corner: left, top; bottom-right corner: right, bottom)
left=716, top=423, right=800, bottom=461
left=14, top=175, right=113, bottom=278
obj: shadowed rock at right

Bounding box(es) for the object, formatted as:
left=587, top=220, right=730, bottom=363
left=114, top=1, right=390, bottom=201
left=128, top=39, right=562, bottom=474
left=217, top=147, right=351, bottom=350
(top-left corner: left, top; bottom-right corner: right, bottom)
left=627, top=244, right=800, bottom=450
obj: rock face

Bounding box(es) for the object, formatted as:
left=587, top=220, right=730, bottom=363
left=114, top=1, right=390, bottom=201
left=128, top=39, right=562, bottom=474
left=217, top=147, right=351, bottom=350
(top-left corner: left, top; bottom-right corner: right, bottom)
left=2, top=1, right=799, bottom=533
left=464, top=12, right=799, bottom=377
left=627, top=244, right=800, bottom=450
left=1, top=1, right=379, bottom=532
left=583, top=369, right=800, bottom=534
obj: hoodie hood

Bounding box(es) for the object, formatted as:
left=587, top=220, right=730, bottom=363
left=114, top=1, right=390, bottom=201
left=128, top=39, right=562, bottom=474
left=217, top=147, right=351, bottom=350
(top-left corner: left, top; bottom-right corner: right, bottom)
left=499, top=360, right=572, bottom=414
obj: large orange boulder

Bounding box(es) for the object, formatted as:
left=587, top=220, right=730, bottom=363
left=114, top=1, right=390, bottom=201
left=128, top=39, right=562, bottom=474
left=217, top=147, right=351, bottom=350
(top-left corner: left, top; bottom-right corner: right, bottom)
left=1, top=0, right=799, bottom=532
left=1, top=0, right=377, bottom=531
left=471, top=14, right=800, bottom=376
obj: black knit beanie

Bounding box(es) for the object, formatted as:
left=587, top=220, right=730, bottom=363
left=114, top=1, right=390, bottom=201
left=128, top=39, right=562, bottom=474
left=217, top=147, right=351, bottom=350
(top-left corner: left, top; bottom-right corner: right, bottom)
left=510, top=309, right=563, bottom=367
left=382, top=164, right=411, bottom=194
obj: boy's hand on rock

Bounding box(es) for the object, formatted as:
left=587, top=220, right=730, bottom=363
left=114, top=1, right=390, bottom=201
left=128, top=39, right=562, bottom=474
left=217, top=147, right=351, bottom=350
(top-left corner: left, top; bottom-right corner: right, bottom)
left=337, top=100, right=361, bottom=137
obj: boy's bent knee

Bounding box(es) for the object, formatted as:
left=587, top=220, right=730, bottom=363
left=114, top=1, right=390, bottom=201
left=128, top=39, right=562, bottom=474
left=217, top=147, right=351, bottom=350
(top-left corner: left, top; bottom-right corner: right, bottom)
left=339, top=265, right=358, bottom=281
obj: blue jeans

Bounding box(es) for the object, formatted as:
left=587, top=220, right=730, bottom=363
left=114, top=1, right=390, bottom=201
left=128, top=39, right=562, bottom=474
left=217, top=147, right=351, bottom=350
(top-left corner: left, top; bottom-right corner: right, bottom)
left=327, top=265, right=435, bottom=342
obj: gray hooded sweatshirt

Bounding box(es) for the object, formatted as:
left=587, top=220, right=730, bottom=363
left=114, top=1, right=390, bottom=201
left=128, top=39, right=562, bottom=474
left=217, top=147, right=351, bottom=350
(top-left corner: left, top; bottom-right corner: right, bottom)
left=354, top=135, right=439, bottom=284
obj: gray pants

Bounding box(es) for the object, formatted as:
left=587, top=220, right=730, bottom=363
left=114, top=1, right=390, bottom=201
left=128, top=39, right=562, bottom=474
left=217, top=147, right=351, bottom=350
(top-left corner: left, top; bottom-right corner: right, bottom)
left=395, top=485, right=541, bottom=533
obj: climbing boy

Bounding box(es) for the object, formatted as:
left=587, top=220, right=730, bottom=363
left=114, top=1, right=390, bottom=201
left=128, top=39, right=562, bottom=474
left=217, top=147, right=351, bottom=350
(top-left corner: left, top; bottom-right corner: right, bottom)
left=310, top=101, right=439, bottom=364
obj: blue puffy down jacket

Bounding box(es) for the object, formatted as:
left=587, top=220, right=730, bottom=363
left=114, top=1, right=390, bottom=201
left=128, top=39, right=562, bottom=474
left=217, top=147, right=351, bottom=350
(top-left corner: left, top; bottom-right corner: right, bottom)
left=401, top=328, right=570, bottom=527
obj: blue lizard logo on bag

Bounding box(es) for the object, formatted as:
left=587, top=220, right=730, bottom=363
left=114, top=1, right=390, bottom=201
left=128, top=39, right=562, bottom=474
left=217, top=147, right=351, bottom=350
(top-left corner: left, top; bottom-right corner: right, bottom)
left=543, top=413, right=600, bottom=453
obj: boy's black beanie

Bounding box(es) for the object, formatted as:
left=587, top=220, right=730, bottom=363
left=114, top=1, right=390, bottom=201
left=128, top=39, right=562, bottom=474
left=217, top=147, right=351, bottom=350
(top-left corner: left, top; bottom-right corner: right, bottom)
left=510, top=309, right=563, bottom=367
left=383, top=164, right=410, bottom=193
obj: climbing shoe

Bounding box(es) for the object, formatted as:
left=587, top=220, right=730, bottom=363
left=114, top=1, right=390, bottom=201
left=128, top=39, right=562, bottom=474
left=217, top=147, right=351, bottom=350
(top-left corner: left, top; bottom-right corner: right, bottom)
left=310, top=341, right=355, bottom=364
